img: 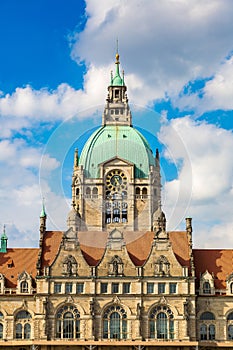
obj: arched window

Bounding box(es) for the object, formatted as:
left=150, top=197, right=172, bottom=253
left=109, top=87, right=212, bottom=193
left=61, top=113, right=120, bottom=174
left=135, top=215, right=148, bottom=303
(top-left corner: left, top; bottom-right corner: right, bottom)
left=20, top=281, right=28, bottom=293
left=227, top=312, right=233, bottom=339
left=228, top=325, right=233, bottom=340
left=0, top=323, right=3, bottom=339
left=203, top=281, right=211, bottom=294
left=103, top=305, right=127, bottom=339
left=231, top=283, right=233, bottom=294
left=92, top=187, right=98, bottom=198
left=76, top=188, right=80, bottom=198
left=149, top=305, right=174, bottom=340
left=135, top=187, right=140, bottom=198
left=15, top=311, right=32, bottom=339
left=0, top=312, right=3, bottom=339
left=85, top=187, right=91, bottom=198
left=200, top=312, right=215, bottom=320
left=56, top=305, right=80, bottom=339
left=209, top=324, right=215, bottom=340
left=142, top=187, right=147, bottom=198
left=200, top=324, right=207, bottom=340
left=113, top=208, right=120, bottom=222
left=122, top=202, right=128, bottom=223
left=199, top=312, right=215, bottom=341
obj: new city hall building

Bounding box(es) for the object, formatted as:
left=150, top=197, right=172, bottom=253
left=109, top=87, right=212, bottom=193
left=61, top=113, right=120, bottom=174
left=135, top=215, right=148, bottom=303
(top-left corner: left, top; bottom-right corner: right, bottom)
left=1, top=53, right=233, bottom=350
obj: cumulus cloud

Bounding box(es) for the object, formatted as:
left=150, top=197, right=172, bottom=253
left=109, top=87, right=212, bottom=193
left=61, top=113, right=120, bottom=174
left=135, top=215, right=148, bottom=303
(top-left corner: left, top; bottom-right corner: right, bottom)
left=0, top=139, right=66, bottom=247
left=175, top=55, right=233, bottom=114
left=159, top=116, right=233, bottom=248
left=71, top=0, right=233, bottom=105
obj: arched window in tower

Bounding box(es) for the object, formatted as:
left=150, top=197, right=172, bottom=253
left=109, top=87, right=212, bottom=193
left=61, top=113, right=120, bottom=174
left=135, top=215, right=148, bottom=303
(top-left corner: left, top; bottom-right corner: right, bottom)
left=199, top=312, right=215, bottom=340
left=230, top=283, right=233, bottom=294
left=15, top=311, right=32, bottom=339
left=105, top=203, right=111, bottom=223
left=76, top=188, right=80, bottom=199
left=56, top=305, right=80, bottom=339
left=227, top=312, right=233, bottom=339
left=142, top=187, right=147, bottom=198
left=122, top=203, right=128, bottom=222
left=112, top=202, right=121, bottom=223
left=149, top=305, right=174, bottom=339
left=0, top=312, right=3, bottom=339
left=135, top=187, right=140, bottom=198
left=103, top=305, right=127, bottom=339
left=85, top=187, right=91, bottom=198
left=92, top=187, right=98, bottom=198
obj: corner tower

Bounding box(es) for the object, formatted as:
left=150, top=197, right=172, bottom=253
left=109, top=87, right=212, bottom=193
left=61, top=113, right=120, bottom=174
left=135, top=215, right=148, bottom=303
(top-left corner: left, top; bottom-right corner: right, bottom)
left=71, top=52, right=161, bottom=231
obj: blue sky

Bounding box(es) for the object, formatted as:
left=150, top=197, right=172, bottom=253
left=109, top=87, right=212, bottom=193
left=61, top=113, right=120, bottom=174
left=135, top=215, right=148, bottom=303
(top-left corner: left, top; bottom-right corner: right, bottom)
left=1, top=0, right=233, bottom=248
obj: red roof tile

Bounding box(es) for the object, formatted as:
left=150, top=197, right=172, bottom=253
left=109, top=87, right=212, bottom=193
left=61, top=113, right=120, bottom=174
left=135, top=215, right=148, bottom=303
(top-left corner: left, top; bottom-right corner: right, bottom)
left=0, top=248, right=39, bottom=288
left=193, top=249, right=233, bottom=289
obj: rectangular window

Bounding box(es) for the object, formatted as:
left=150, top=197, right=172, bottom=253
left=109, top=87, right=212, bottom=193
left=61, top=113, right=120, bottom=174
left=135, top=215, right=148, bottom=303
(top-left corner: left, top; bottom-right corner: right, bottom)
left=76, top=283, right=84, bottom=294
left=147, top=282, right=154, bottom=294
left=65, top=282, right=73, bottom=294
left=112, top=283, right=119, bottom=293
left=54, top=282, right=62, bottom=294
left=101, top=283, right=108, bottom=293
left=123, top=282, right=131, bottom=294
left=169, top=283, right=177, bottom=294
left=158, top=283, right=165, bottom=294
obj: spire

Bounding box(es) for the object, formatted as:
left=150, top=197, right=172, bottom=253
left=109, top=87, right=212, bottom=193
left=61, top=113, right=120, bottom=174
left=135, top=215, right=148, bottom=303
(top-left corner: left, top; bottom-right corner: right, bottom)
left=74, top=148, right=79, bottom=168
left=0, top=225, right=8, bottom=253
left=40, top=198, right=47, bottom=218
left=40, top=199, right=47, bottom=236
left=111, top=42, right=124, bottom=86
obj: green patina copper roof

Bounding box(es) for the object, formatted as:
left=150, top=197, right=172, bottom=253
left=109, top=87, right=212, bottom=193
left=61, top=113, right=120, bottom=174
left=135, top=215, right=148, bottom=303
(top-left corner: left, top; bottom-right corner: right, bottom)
left=79, top=125, right=155, bottom=178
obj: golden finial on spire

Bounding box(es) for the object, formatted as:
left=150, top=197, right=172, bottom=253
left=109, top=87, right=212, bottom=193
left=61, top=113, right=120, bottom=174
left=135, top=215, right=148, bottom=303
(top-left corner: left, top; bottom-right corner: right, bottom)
left=115, top=38, right=120, bottom=64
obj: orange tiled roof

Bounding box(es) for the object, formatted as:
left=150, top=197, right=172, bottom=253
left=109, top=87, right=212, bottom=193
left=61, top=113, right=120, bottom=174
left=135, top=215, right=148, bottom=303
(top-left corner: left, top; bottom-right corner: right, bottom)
left=41, top=231, right=63, bottom=268
left=193, top=249, right=233, bottom=289
left=0, top=248, right=39, bottom=288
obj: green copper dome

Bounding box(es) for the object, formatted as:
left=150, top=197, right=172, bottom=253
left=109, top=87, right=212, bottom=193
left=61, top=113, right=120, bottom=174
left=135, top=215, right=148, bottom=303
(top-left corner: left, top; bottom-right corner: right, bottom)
left=79, top=125, right=155, bottom=178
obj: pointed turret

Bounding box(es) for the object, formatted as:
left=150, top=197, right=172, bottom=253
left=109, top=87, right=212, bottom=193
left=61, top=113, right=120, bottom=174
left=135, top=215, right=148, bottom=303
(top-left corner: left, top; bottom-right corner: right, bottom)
left=74, top=148, right=79, bottom=168
left=0, top=225, right=8, bottom=253
left=102, top=50, right=132, bottom=126
left=40, top=200, right=47, bottom=237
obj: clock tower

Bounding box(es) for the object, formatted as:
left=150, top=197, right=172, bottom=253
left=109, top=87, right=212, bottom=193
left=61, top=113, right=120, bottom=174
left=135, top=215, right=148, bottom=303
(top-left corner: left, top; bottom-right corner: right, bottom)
left=70, top=52, right=161, bottom=231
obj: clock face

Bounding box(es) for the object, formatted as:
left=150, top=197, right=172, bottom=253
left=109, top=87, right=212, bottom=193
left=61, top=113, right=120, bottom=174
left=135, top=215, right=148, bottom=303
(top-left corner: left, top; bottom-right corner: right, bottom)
left=106, top=170, right=127, bottom=192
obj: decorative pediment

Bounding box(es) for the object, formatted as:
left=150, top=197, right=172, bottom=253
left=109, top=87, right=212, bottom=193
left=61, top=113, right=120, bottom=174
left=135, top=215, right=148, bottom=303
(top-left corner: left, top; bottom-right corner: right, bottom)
left=100, top=156, right=134, bottom=168
left=112, top=295, right=121, bottom=304
left=107, top=228, right=125, bottom=250
left=199, top=270, right=215, bottom=295
left=18, top=271, right=31, bottom=281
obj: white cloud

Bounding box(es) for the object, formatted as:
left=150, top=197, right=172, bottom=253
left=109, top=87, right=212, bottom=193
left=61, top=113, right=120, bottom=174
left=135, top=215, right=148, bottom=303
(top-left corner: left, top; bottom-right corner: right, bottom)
left=159, top=116, right=233, bottom=248
left=71, top=0, right=233, bottom=105
left=175, top=56, right=233, bottom=114
left=0, top=139, right=67, bottom=247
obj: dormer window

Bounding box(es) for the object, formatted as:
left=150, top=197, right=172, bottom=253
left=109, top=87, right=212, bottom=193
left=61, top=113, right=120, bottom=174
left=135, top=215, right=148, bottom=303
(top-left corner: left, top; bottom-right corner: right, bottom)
left=203, top=281, right=211, bottom=294
left=17, top=271, right=32, bottom=294
left=20, top=281, right=29, bottom=293
left=199, top=270, right=215, bottom=295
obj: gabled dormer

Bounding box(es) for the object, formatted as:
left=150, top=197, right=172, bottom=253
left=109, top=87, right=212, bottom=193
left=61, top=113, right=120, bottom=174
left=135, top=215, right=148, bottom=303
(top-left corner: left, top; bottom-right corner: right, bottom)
left=97, top=229, right=137, bottom=277
left=199, top=270, right=215, bottom=295
left=17, top=271, right=33, bottom=294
